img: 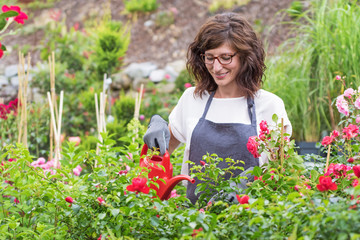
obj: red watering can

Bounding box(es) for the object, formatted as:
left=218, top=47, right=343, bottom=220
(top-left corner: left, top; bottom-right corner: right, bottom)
left=140, top=144, right=195, bottom=200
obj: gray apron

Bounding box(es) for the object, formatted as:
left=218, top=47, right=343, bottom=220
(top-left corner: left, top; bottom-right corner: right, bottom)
left=187, top=91, right=259, bottom=204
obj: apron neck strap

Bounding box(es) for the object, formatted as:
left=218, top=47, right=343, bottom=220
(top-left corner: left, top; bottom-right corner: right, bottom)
left=247, top=97, right=257, bottom=126
left=202, top=91, right=257, bottom=126
left=201, top=91, right=216, bottom=118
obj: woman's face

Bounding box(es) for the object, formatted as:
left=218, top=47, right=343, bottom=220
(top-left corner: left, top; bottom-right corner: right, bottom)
left=203, top=43, right=240, bottom=88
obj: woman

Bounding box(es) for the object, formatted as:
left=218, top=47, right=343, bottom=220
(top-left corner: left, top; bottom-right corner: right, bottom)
left=143, top=12, right=292, bottom=204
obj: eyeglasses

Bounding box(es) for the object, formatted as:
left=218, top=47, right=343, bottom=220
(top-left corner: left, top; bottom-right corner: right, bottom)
left=200, top=52, right=238, bottom=65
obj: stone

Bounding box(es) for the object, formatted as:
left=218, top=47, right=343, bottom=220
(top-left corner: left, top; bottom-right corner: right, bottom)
left=149, top=69, right=166, bottom=83
left=157, top=82, right=176, bottom=94
left=123, top=62, right=158, bottom=80
left=144, top=20, right=154, bottom=27
left=166, top=59, right=186, bottom=73
left=0, top=76, right=8, bottom=86
left=5, top=65, right=19, bottom=78
left=132, top=77, right=149, bottom=90
left=164, top=65, right=178, bottom=82
left=0, top=85, right=17, bottom=103
left=111, top=72, right=132, bottom=90
left=10, top=76, right=19, bottom=87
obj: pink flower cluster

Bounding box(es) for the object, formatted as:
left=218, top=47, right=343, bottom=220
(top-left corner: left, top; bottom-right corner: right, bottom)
left=0, top=98, right=18, bottom=120
left=247, top=120, right=271, bottom=158
left=31, top=157, right=55, bottom=175
left=321, top=130, right=340, bottom=146
left=335, top=85, right=360, bottom=117
left=73, top=165, right=83, bottom=176
left=325, top=163, right=352, bottom=179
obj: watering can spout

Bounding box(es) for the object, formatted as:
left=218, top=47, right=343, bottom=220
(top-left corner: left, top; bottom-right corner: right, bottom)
left=158, top=175, right=195, bottom=200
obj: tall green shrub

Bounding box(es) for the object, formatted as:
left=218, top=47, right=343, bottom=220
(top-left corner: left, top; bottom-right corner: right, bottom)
left=92, top=17, right=130, bottom=79
left=264, top=0, right=360, bottom=141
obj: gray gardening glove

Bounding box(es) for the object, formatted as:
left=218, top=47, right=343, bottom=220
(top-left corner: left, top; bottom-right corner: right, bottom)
left=208, top=167, right=255, bottom=204
left=143, top=115, right=170, bottom=155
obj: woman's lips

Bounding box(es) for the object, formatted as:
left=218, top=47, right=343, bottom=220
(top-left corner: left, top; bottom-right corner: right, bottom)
left=214, top=72, right=228, bottom=79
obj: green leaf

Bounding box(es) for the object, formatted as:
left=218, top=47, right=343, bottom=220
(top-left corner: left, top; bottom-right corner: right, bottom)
left=110, top=209, right=120, bottom=217
left=150, top=216, right=159, bottom=227
left=272, top=113, right=279, bottom=123
left=252, top=166, right=262, bottom=177
left=98, top=213, right=106, bottom=219
left=0, top=11, right=19, bottom=19
left=0, top=18, right=6, bottom=31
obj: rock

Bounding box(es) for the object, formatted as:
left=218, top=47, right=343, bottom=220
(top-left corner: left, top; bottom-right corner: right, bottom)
left=164, top=65, right=178, bottom=82
left=167, top=59, right=186, bottom=73
left=132, top=77, right=149, bottom=90
left=144, top=20, right=154, bottom=27
left=5, top=65, right=19, bottom=78
left=149, top=69, right=166, bottom=83
left=123, top=62, right=158, bottom=80
left=111, top=72, right=132, bottom=90
left=157, top=82, right=176, bottom=94
left=10, top=77, right=19, bottom=87
left=0, top=85, right=17, bottom=103
left=0, top=76, right=8, bottom=86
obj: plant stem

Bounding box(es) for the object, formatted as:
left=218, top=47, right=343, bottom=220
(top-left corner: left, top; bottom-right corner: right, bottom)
left=325, top=145, right=331, bottom=173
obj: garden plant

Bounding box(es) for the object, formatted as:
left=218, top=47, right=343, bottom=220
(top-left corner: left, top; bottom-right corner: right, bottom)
left=2, top=0, right=360, bottom=239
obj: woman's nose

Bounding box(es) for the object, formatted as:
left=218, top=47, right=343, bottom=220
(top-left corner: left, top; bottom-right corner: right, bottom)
left=213, top=59, right=223, bottom=71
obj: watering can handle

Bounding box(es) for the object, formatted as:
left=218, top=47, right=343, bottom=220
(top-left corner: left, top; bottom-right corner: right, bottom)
left=140, top=144, right=170, bottom=169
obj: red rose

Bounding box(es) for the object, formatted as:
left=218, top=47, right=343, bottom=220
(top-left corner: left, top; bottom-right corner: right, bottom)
left=126, top=177, right=150, bottom=194
left=353, top=165, right=360, bottom=178
left=200, top=160, right=206, bottom=166
left=97, top=197, right=105, bottom=205
left=316, top=176, right=337, bottom=191
left=2, top=5, right=28, bottom=24
left=236, top=194, right=250, bottom=204
left=247, top=136, right=260, bottom=158
left=65, top=196, right=74, bottom=203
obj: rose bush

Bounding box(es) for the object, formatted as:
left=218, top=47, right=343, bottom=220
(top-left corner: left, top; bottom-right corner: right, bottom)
left=2, top=78, right=360, bottom=239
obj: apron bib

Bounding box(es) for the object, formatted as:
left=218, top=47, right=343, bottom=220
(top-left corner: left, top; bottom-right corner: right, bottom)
left=187, top=91, right=259, bottom=204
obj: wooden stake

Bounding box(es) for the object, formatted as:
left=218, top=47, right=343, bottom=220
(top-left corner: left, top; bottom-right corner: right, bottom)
left=280, top=118, right=284, bottom=171
left=325, top=145, right=331, bottom=173
left=16, top=52, right=30, bottom=148
left=17, top=52, right=23, bottom=144
left=47, top=90, right=63, bottom=168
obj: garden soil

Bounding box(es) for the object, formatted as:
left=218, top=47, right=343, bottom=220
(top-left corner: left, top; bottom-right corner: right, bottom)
left=0, top=0, right=294, bottom=68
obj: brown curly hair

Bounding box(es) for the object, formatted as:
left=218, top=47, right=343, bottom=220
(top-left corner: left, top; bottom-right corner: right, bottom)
left=186, top=12, right=266, bottom=98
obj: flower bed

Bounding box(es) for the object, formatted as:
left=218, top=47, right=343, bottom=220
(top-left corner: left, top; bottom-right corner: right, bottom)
left=2, top=80, right=360, bottom=239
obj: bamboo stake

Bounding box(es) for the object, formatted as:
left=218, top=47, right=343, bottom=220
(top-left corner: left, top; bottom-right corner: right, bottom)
left=325, top=145, right=331, bottom=173
left=23, top=53, right=30, bottom=149
left=16, top=52, right=30, bottom=148
left=95, top=93, right=100, bottom=156
left=280, top=118, right=284, bottom=172
left=17, top=52, right=23, bottom=144
left=48, top=52, right=58, bottom=161
left=134, top=83, right=144, bottom=120
left=47, top=91, right=63, bottom=168
left=133, top=84, right=144, bottom=143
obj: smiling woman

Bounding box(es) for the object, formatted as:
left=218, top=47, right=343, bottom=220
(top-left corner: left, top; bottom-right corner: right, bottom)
left=143, top=12, right=292, bottom=205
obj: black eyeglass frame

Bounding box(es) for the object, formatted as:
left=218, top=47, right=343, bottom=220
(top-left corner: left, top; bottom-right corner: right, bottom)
left=200, top=52, right=238, bottom=65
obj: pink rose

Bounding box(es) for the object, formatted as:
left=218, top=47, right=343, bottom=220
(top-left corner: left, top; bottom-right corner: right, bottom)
left=336, top=95, right=349, bottom=116
left=343, top=88, right=355, bottom=98
left=342, top=124, right=359, bottom=140
left=68, top=136, right=81, bottom=146
left=184, top=83, right=192, bottom=88
left=321, top=136, right=333, bottom=146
